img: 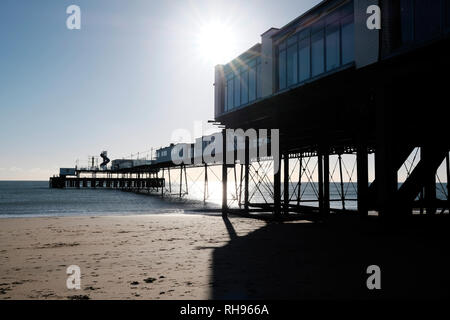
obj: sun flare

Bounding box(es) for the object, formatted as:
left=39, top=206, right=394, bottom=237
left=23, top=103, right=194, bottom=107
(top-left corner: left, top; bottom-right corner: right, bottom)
left=196, top=21, right=237, bottom=66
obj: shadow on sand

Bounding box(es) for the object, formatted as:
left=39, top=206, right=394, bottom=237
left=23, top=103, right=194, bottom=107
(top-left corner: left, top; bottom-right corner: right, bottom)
left=211, top=215, right=450, bottom=299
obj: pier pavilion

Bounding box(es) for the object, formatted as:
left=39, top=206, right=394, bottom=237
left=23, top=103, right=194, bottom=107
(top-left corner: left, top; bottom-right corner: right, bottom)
left=213, top=0, right=450, bottom=218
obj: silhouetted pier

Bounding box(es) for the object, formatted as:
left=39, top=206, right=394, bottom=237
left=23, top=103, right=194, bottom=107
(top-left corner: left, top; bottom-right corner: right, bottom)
left=50, top=0, right=450, bottom=219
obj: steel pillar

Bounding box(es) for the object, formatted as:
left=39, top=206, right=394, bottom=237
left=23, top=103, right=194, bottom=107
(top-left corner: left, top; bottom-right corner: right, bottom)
left=283, top=152, right=289, bottom=215
left=323, top=148, right=330, bottom=215
left=244, top=137, right=249, bottom=211
left=204, top=164, right=208, bottom=203
left=222, top=129, right=228, bottom=216
left=447, top=153, right=450, bottom=212
left=375, top=89, right=398, bottom=217
left=421, top=146, right=437, bottom=214
left=318, top=152, right=324, bottom=215
left=357, top=146, right=369, bottom=217
left=274, top=155, right=282, bottom=217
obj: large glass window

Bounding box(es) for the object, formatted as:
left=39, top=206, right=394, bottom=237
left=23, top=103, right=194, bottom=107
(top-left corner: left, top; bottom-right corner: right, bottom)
left=274, top=2, right=355, bottom=93
left=287, top=35, right=298, bottom=86
left=326, top=23, right=340, bottom=71
left=233, top=73, right=240, bottom=108
left=298, top=29, right=311, bottom=82
left=415, top=0, right=441, bottom=42
left=400, top=0, right=449, bottom=45
left=311, top=30, right=324, bottom=77
left=240, top=67, right=249, bottom=105
left=249, top=60, right=256, bottom=102
left=445, top=0, right=450, bottom=31
left=341, top=16, right=354, bottom=65
left=223, top=56, right=261, bottom=112
left=278, top=42, right=287, bottom=90
left=224, top=84, right=227, bottom=112
left=226, top=75, right=233, bottom=111
left=400, top=0, right=414, bottom=43
left=299, top=37, right=311, bottom=82
left=256, top=57, right=262, bottom=98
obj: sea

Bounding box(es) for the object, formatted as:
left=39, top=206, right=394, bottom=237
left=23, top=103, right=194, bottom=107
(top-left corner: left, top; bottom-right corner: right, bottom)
left=0, top=181, right=446, bottom=218
left=0, top=181, right=220, bottom=218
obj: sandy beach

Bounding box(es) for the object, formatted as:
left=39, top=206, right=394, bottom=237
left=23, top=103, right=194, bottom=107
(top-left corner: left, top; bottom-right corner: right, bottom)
left=0, top=214, right=266, bottom=299
left=1, top=213, right=449, bottom=300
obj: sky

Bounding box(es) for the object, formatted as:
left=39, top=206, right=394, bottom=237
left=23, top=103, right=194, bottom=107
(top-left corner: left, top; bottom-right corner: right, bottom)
left=0, top=0, right=447, bottom=184
left=0, top=0, right=323, bottom=180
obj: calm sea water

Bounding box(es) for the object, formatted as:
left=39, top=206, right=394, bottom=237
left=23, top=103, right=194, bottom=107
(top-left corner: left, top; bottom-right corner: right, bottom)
left=0, top=181, right=446, bottom=218
left=0, top=181, right=219, bottom=218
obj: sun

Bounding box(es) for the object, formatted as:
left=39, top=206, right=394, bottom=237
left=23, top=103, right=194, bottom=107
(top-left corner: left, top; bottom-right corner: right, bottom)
left=195, top=21, right=237, bottom=66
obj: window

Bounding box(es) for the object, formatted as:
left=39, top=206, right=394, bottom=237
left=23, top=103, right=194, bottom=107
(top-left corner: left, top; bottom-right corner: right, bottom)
left=256, top=57, right=262, bottom=98
left=400, top=0, right=414, bottom=43
left=223, top=57, right=261, bottom=112
left=273, top=3, right=355, bottom=92
left=224, top=84, right=227, bottom=112
left=241, top=67, right=249, bottom=105
left=311, top=30, right=324, bottom=77
left=401, top=0, right=448, bottom=45
left=226, top=74, right=234, bottom=111
left=415, top=0, right=441, bottom=42
left=298, top=29, right=311, bottom=82
left=445, top=0, right=450, bottom=31
left=278, top=41, right=287, bottom=90
left=249, top=60, right=256, bottom=102
left=326, top=23, right=340, bottom=71
left=287, top=35, right=298, bottom=86
left=233, top=72, right=240, bottom=108
left=341, top=15, right=354, bottom=65
left=299, top=37, right=311, bottom=82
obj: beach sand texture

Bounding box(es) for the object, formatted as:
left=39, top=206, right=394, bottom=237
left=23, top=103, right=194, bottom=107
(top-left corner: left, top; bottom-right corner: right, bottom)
left=1, top=214, right=449, bottom=299
left=0, top=214, right=265, bottom=299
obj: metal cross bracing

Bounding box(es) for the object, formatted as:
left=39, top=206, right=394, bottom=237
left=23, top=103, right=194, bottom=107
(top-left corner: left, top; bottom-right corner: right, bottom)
left=396, top=147, right=450, bottom=215
left=49, top=143, right=449, bottom=219
left=228, top=148, right=366, bottom=215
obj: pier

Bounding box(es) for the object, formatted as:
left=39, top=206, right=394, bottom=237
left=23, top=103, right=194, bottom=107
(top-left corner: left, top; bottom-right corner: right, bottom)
left=50, top=0, right=450, bottom=219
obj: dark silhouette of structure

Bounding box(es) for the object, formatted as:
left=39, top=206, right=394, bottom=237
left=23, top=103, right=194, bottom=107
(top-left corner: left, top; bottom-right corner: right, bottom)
left=211, top=216, right=450, bottom=299
left=100, top=151, right=110, bottom=170
left=213, top=0, right=450, bottom=218
left=51, top=0, right=450, bottom=220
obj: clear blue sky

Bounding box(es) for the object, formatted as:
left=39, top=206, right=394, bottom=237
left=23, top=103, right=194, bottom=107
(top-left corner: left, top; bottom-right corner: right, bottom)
left=0, top=0, right=322, bottom=180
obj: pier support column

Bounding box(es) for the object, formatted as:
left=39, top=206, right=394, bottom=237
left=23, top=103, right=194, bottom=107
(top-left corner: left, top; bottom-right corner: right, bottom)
left=421, top=145, right=437, bottom=215
left=323, top=148, right=330, bottom=215
left=168, top=167, right=172, bottom=193
left=375, top=88, right=398, bottom=217
left=338, top=154, right=346, bottom=211
left=447, top=153, right=450, bottom=212
left=222, top=129, right=228, bottom=217
left=184, top=165, right=188, bottom=195
left=297, top=155, right=302, bottom=206
left=244, top=137, right=249, bottom=212
left=318, top=152, right=324, bottom=215
left=203, top=164, right=208, bottom=203
left=161, top=168, right=164, bottom=197
left=283, top=152, right=289, bottom=215
left=179, top=166, right=183, bottom=197
left=274, top=155, right=282, bottom=217
left=375, top=136, right=397, bottom=217
left=357, top=146, right=369, bottom=217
